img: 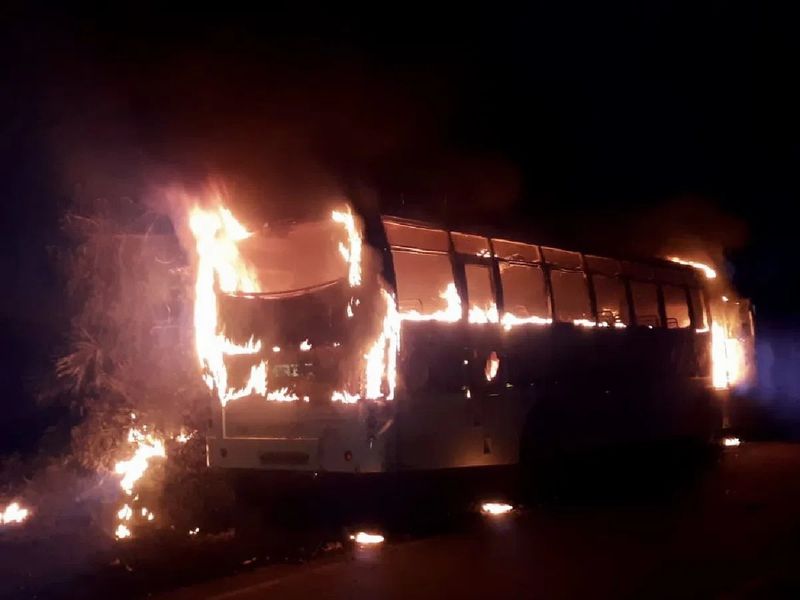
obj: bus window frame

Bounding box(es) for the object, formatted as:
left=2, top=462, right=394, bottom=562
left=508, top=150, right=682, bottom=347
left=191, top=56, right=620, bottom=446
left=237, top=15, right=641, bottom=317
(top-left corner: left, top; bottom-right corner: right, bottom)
left=450, top=234, right=499, bottom=319
left=544, top=250, right=595, bottom=325
left=628, top=279, right=664, bottom=329
left=382, top=216, right=712, bottom=335
left=661, top=283, right=693, bottom=330
left=384, top=218, right=459, bottom=318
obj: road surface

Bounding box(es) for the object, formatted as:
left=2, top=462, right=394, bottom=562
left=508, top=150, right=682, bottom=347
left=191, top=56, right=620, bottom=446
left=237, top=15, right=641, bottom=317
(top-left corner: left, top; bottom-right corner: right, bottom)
left=162, top=442, right=800, bottom=599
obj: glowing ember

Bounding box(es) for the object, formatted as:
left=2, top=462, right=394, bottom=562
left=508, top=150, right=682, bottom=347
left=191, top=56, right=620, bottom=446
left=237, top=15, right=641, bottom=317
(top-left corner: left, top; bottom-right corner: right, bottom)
left=115, top=524, right=132, bottom=539
left=189, top=527, right=200, bottom=536
left=299, top=339, right=312, bottom=351
left=174, top=429, right=195, bottom=444
left=667, top=256, right=717, bottom=279
left=189, top=205, right=267, bottom=406
left=350, top=531, right=385, bottom=545
left=481, top=502, right=514, bottom=516
left=722, top=436, right=741, bottom=447
left=400, top=283, right=462, bottom=322
left=0, top=502, right=30, bottom=525
left=117, top=504, right=133, bottom=521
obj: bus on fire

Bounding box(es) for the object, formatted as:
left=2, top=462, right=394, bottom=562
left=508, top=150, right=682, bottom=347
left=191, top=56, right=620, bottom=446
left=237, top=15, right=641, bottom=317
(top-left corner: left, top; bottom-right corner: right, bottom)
left=191, top=205, right=755, bottom=474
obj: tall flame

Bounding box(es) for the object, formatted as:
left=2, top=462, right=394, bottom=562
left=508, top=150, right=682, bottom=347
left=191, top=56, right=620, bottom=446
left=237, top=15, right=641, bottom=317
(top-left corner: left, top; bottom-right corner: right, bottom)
left=114, top=428, right=167, bottom=496
left=189, top=206, right=268, bottom=406
left=364, top=288, right=401, bottom=400
left=331, top=207, right=400, bottom=402
left=332, top=208, right=362, bottom=287
left=711, top=321, right=746, bottom=390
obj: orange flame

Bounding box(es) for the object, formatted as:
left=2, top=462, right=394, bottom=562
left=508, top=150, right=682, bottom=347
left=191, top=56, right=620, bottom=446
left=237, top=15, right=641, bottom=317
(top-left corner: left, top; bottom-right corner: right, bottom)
left=500, top=313, right=553, bottom=330
left=266, top=387, right=302, bottom=402
left=112, top=426, right=166, bottom=540
left=331, top=390, right=361, bottom=404
left=0, top=502, right=30, bottom=526
left=468, top=302, right=499, bottom=324
left=364, top=289, right=401, bottom=400
left=332, top=208, right=362, bottom=287
left=711, top=321, right=746, bottom=390
left=189, top=205, right=268, bottom=406
left=114, top=428, right=166, bottom=496
left=399, top=283, right=462, bottom=322
left=667, top=256, right=717, bottom=279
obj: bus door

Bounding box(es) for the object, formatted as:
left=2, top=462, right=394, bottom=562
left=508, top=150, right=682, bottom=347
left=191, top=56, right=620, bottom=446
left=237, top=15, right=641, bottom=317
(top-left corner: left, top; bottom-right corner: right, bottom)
left=454, top=235, right=516, bottom=466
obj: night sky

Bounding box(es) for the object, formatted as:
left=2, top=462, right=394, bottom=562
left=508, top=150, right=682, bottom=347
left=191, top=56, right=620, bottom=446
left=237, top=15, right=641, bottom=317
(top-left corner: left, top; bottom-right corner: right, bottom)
left=2, top=4, right=799, bottom=449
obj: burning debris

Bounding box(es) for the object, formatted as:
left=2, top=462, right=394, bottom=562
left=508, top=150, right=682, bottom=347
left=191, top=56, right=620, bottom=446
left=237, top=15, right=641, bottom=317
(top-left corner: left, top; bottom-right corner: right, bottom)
left=113, top=424, right=167, bottom=540
left=722, top=436, right=742, bottom=447
left=480, top=502, right=514, bottom=516
left=0, top=502, right=31, bottom=526
left=350, top=531, right=385, bottom=545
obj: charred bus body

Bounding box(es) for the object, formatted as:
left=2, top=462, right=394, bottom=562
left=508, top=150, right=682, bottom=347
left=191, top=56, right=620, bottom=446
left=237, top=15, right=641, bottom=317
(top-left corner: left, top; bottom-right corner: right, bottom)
left=204, top=208, right=755, bottom=474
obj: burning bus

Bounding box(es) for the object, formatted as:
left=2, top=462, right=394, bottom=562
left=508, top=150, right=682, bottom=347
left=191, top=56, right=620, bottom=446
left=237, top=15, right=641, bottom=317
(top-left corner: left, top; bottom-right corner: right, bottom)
left=189, top=202, right=755, bottom=474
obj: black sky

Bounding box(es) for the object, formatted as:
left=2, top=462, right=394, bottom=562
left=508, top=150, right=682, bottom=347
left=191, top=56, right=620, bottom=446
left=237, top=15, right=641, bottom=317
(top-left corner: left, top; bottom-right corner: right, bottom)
left=1, top=2, right=799, bottom=430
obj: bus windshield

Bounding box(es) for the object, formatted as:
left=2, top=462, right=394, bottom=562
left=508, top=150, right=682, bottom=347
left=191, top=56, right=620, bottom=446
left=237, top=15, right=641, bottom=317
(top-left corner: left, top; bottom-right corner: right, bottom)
left=239, top=219, right=349, bottom=294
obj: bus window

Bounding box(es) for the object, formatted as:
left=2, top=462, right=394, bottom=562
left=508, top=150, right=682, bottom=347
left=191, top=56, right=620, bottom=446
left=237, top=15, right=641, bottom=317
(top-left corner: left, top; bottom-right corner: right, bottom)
left=384, top=221, right=450, bottom=252
left=623, top=261, right=654, bottom=281
left=592, top=275, right=629, bottom=326
left=392, top=250, right=455, bottom=314
left=492, top=239, right=540, bottom=263
left=585, top=255, right=620, bottom=276
left=689, top=288, right=708, bottom=330
left=631, top=282, right=661, bottom=327
left=663, top=285, right=691, bottom=328
left=452, top=232, right=491, bottom=257
left=465, top=264, right=497, bottom=321
left=550, top=270, right=592, bottom=323
left=542, top=247, right=582, bottom=269
left=499, top=263, right=549, bottom=320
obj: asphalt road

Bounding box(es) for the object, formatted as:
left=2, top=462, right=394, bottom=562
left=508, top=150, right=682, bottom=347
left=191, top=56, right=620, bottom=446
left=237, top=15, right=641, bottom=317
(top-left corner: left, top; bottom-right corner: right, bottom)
left=162, top=442, right=800, bottom=600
